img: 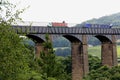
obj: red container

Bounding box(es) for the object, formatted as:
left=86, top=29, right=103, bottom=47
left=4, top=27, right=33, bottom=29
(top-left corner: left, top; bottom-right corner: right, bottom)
left=52, top=22, right=67, bottom=27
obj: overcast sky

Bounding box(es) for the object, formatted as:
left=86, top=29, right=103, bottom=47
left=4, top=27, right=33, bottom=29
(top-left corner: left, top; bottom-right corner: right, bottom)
left=9, top=0, right=120, bottom=23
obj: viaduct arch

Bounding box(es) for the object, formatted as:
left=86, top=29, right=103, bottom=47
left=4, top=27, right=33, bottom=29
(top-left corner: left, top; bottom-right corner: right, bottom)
left=95, top=35, right=117, bottom=66
left=27, top=34, right=117, bottom=80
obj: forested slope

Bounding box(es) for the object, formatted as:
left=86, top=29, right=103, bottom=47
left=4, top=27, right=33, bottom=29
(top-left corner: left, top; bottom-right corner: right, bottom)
left=76, top=12, right=120, bottom=27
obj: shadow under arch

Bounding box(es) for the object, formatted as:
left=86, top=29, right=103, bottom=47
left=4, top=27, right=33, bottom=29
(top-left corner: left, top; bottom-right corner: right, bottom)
left=94, top=35, right=117, bottom=67
left=26, top=34, right=44, bottom=43
left=63, top=35, right=81, bottom=43
left=95, top=35, right=112, bottom=43
left=63, top=34, right=88, bottom=80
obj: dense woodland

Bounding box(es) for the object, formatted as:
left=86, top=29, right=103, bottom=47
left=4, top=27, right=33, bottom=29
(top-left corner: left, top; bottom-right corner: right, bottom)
left=1, top=1, right=120, bottom=80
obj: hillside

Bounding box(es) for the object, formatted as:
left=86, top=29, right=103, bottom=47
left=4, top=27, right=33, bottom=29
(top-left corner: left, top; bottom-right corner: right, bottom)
left=76, top=12, right=120, bottom=27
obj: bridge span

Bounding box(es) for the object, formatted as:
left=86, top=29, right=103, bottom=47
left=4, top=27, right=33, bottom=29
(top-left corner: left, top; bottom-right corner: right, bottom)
left=13, top=25, right=120, bottom=80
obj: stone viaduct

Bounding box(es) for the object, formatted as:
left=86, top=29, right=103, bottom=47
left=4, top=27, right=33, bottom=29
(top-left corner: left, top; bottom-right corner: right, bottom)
left=13, top=25, right=120, bottom=80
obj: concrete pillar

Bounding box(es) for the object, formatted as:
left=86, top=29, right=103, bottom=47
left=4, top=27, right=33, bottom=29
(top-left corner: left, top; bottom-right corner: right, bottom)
left=101, top=35, right=118, bottom=66
left=71, top=35, right=89, bottom=80
left=35, top=43, right=44, bottom=58
left=71, top=42, right=83, bottom=80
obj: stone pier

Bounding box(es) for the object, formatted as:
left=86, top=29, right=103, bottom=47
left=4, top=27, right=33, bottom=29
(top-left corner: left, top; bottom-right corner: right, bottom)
left=35, top=43, right=44, bottom=57
left=101, top=35, right=117, bottom=67
left=72, top=35, right=89, bottom=80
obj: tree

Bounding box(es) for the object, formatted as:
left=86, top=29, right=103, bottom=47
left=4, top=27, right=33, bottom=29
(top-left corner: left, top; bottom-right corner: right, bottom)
left=0, top=1, right=31, bottom=79
left=0, top=0, right=26, bottom=24
left=88, top=54, right=101, bottom=71
left=83, top=65, right=120, bottom=80
left=0, top=21, right=31, bottom=80
left=38, top=34, right=71, bottom=80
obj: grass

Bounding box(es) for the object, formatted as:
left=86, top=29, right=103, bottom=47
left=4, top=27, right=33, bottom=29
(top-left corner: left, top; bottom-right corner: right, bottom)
left=88, top=46, right=101, bottom=58
left=117, top=45, right=120, bottom=58
left=88, top=45, right=120, bottom=58
left=54, top=47, right=70, bottom=50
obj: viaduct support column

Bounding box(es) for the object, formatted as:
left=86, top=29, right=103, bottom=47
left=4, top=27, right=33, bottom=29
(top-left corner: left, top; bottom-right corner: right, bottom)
left=35, top=35, right=52, bottom=58
left=101, top=35, right=117, bottom=67
left=71, top=35, right=89, bottom=80
left=112, top=35, right=118, bottom=66
left=35, top=43, right=44, bottom=58
left=82, top=35, right=89, bottom=75
left=72, top=42, right=83, bottom=80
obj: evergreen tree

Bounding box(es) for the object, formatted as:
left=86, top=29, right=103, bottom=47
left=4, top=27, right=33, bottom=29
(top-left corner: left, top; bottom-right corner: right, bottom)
left=39, top=34, right=71, bottom=80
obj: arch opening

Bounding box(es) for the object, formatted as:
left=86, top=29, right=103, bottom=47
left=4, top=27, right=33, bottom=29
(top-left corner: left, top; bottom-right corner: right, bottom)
left=52, top=36, right=72, bottom=79
left=88, top=36, right=101, bottom=71
left=88, top=35, right=112, bottom=59
left=27, top=34, right=45, bottom=43
left=52, top=36, right=71, bottom=57
left=88, top=35, right=117, bottom=68
left=53, top=35, right=84, bottom=80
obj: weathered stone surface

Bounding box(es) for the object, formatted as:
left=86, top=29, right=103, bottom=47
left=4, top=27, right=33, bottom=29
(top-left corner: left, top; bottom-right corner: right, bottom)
left=82, top=35, right=89, bottom=76
left=35, top=43, right=44, bottom=57
left=72, top=42, right=83, bottom=80
left=101, top=35, right=117, bottom=67
left=72, top=35, right=89, bottom=80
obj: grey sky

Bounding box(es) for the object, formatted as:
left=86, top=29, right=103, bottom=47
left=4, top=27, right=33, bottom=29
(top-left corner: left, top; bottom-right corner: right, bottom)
left=10, top=0, right=120, bottom=23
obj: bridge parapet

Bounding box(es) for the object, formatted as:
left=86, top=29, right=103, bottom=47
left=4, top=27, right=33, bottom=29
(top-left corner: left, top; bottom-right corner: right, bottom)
left=112, top=28, right=120, bottom=35
left=13, top=26, right=120, bottom=35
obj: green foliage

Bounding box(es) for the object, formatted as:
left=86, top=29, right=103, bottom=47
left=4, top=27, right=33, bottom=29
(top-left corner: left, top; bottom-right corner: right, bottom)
left=53, top=37, right=70, bottom=47
left=0, top=22, right=30, bottom=80
left=38, top=34, right=71, bottom=80
left=88, top=46, right=101, bottom=58
left=88, top=55, right=101, bottom=71
left=54, top=47, right=71, bottom=57
left=83, top=66, right=110, bottom=80
left=62, top=56, right=72, bottom=74
left=0, top=1, right=33, bottom=79
left=84, top=65, right=120, bottom=80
